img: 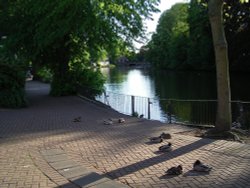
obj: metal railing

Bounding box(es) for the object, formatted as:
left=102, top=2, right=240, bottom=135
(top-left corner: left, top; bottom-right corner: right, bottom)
left=160, top=99, right=217, bottom=126
left=95, top=91, right=250, bottom=128
left=231, top=101, right=250, bottom=129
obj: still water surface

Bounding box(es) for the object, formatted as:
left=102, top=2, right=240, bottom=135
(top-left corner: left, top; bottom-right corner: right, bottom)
left=100, top=67, right=250, bottom=123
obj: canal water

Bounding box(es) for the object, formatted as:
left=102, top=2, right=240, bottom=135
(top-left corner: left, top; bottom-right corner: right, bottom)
left=99, top=67, right=250, bottom=124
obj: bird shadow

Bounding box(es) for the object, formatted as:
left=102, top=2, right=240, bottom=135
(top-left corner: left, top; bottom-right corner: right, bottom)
left=153, top=150, right=164, bottom=155
left=153, top=150, right=172, bottom=155
left=145, top=141, right=161, bottom=145
left=183, top=170, right=210, bottom=177
left=159, top=174, right=181, bottom=179
left=159, top=169, right=210, bottom=179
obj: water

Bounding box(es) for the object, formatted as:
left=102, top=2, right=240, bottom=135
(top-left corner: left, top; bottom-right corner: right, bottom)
left=101, top=68, right=158, bottom=98
left=99, top=67, right=250, bottom=124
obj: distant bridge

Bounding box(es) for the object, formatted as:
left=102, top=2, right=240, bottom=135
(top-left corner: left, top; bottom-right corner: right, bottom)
left=118, top=61, right=151, bottom=68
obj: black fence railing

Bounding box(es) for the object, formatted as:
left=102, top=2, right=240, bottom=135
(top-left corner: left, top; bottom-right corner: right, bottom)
left=160, top=99, right=217, bottom=126
left=95, top=91, right=250, bottom=128
left=231, top=101, right=250, bottom=129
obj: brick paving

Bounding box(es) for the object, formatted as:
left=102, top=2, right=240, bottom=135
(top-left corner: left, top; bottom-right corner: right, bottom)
left=0, top=81, right=250, bottom=188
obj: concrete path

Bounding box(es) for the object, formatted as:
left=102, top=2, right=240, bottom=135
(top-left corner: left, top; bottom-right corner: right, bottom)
left=0, top=81, right=250, bottom=188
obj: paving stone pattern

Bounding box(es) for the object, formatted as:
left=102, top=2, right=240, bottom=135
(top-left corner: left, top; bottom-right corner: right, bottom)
left=41, top=148, right=128, bottom=188
left=0, top=81, right=250, bottom=188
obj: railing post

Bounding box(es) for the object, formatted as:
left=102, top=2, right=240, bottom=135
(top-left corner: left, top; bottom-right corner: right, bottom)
left=167, top=100, right=173, bottom=123
left=104, top=91, right=109, bottom=106
left=148, top=98, right=151, bottom=119
left=131, top=95, right=135, bottom=115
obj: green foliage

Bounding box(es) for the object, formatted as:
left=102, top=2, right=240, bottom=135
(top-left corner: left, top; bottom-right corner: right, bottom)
left=146, top=0, right=250, bottom=71
left=1, top=0, right=160, bottom=59
left=187, top=0, right=214, bottom=70
left=146, top=1, right=212, bottom=70
left=224, top=0, right=250, bottom=71
left=132, top=111, right=139, bottom=117
left=146, top=3, right=189, bottom=69
left=69, top=61, right=105, bottom=98
left=50, top=60, right=105, bottom=97
left=50, top=73, right=75, bottom=96
left=0, top=60, right=27, bottom=108
left=107, top=39, right=134, bottom=64
left=76, top=68, right=105, bottom=98
left=1, top=0, right=160, bottom=97
left=37, top=67, right=53, bottom=83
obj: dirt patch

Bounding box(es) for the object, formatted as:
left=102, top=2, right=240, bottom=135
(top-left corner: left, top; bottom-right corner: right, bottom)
left=176, top=127, right=250, bottom=144
left=231, top=129, right=250, bottom=144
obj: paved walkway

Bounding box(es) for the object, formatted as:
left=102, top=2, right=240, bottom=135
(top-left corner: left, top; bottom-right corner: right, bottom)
left=0, top=81, right=250, bottom=188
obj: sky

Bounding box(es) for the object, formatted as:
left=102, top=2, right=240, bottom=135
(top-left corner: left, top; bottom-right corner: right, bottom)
left=134, top=0, right=189, bottom=49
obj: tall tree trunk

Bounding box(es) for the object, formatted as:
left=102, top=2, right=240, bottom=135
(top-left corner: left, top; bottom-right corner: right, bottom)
left=50, top=36, right=74, bottom=96
left=208, top=0, right=231, bottom=132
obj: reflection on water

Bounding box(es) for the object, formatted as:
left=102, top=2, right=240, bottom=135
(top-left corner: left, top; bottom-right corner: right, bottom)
left=100, top=67, right=250, bottom=124
left=101, top=67, right=218, bottom=99
left=102, top=68, right=156, bottom=98
left=150, top=70, right=217, bottom=100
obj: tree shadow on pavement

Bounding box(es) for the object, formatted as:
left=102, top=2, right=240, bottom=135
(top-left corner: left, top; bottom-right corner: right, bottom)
left=104, top=138, right=214, bottom=179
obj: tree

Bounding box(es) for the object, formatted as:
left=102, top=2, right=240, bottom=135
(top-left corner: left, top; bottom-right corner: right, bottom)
left=146, top=3, right=189, bottom=69
left=187, top=0, right=215, bottom=70
left=0, top=0, right=160, bottom=104
left=208, top=0, right=231, bottom=132
left=224, top=0, right=250, bottom=71
left=0, top=55, right=27, bottom=108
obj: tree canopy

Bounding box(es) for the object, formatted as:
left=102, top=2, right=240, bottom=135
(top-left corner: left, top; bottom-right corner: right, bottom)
left=146, top=3, right=189, bottom=69
left=145, top=0, right=250, bottom=71
left=224, top=0, right=250, bottom=71
left=0, top=0, right=160, bottom=106
left=1, top=0, right=160, bottom=58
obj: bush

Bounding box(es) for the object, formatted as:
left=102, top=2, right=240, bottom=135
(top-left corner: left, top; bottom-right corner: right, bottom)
left=76, top=68, right=105, bottom=98
left=132, top=111, right=139, bottom=117
left=50, top=62, right=105, bottom=97
left=0, top=61, right=27, bottom=108
left=50, top=73, right=75, bottom=96
left=37, top=67, right=53, bottom=83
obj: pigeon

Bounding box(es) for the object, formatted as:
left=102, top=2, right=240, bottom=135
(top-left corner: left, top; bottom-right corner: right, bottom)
left=166, top=165, right=183, bottom=175
left=118, top=118, right=125, bottom=123
left=103, top=119, right=113, bottom=125
left=193, top=160, right=212, bottom=172
left=160, top=132, right=172, bottom=139
left=149, top=136, right=163, bottom=143
left=73, top=116, right=81, bottom=122
left=159, top=142, right=172, bottom=152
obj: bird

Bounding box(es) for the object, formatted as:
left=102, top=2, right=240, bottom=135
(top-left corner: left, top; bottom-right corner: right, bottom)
left=193, top=160, right=212, bottom=172
left=73, top=116, right=81, bottom=122
left=103, top=119, right=113, bottom=125
left=160, top=132, right=171, bottom=139
left=166, top=165, right=183, bottom=175
left=118, top=118, right=125, bottom=123
left=149, top=136, right=163, bottom=143
left=159, top=142, right=172, bottom=152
